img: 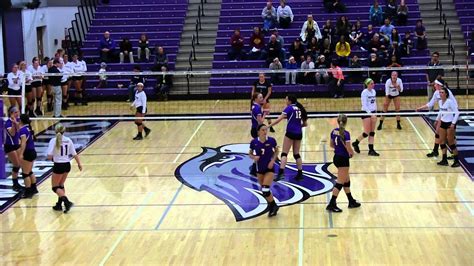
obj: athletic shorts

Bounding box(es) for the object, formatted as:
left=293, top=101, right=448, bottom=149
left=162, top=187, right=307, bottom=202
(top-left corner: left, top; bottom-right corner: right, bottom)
left=4, top=144, right=20, bottom=153
left=53, top=162, right=71, bottom=174
left=285, top=131, right=302, bottom=140
left=387, top=95, right=399, bottom=99
left=251, top=127, right=258, bottom=138
left=333, top=154, right=350, bottom=168
left=136, top=107, right=146, bottom=114
left=440, top=121, right=452, bottom=129
left=25, top=85, right=32, bottom=93
left=72, top=76, right=83, bottom=81
left=42, top=79, right=50, bottom=86
left=61, top=81, right=68, bottom=86
left=31, top=81, right=42, bottom=87
left=8, top=89, right=21, bottom=96
left=23, top=149, right=37, bottom=162
left=257, top=166, right=274, bottom=175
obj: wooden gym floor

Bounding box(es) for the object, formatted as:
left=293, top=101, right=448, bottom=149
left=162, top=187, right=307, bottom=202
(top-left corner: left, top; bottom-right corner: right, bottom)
left=1, top=98, right=473, bottom=265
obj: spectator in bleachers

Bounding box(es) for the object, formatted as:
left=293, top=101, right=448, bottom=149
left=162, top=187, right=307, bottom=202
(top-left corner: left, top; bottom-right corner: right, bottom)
left=289, top=38, right=305, bottom=65
left=99, top=31, right=116, bottom=63
left=387, top=55, right=402, bottom=68
left=300, top=55, right=315, bottom=84
left=152, top=46, right=169, bottom=71
left=138, top=34, right=150, bottom=62
left=335, top=35, right=351, bottom=67
left=323, top=0, right=346, bottom=13
left=328, top=61, right=345, bottom=98
left=265, top=34, right=283, bottom=65
left=390, top=28, right=401, bottom=45
left=315, top=55, right=330, bottom=85
left=336, top=16, right=351, bottom=38
left=369, top=0, right=384, bottom=26
left=156, top=65, right=173, bottom=101
left=322, top=19, right=336, bottom=44
left=426, top=51, right=444, bottom=100
left=285, top=56, right=298, bottom=84
left=249, top=27, right=265, bottom=60
left=306, top=37, right=319, bottom=60
left=119, top=37, right=134, bottom=64
left=400, top=31, right=413, bottom=56
left=262, top=1, right=277, bottom=33
left=415, top=19, right=427, bottom=50
left=300, top=15, right=322, bottom=44
left=397, top=0, right=409, bottom=26
left=228, top=29, right=245, bottom=61
left=271, top=28, right=285, bottom=47
left=320, top=38, right=334, bottom=63
left=277, top=0, right=293, bottom=29
left=379, top=18, right=395, bottom=43
left=384, top=0, right=397, bottom=22
left=362, top=24, right=376, bottom=50
left=269, top=57, right=284, bottom=85
left=128, top=65, right=145, bottom=102
left=348, top=55, right=364, bottom=84
left=389, top=42, right=402, bottom=62
left=368, top=53, right=383, bottom=83
left=349, top=21, right=363, bottom=49
left=368, top=33, right=387, bottom=60
left=96, top=62, right=107, bottom=89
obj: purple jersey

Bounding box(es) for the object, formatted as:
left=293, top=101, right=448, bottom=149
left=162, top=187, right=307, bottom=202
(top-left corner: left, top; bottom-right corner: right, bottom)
left=250, top=137, right=277, bottom=172
left=19, top=125, right=35, bottom=151
left=251, top=103, right=263, bottom=129
left=330, top=128, right=351, bottom=157
left=282, top=104, right=303, bottom=134
left=4, top=119, right=19, bottom=146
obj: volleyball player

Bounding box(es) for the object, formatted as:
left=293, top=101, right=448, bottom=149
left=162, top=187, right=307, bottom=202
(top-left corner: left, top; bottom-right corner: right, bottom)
left=326, top=114, right=361, bottom=212
left=378, top=71, right=403, bottom=130
left=18, top=114, right=38, bottom=198
left=59, top=60, right=72, bottom=111
left=19, top=61, right=35, bottom=117
left=436, top=87, right=460, bottom=167
left=249, top=124, right=280, bottom=217
left=269, top=95, right=308, bottom=181
left=5, top=106, right=23, bottom=191
left=47, top=124, right=82, bottom=213
left=252, top=72, right=275, bottom=132
left=7, top=63, right=22, bottom=108
left=28, top=57, right=44, bottom=116
left=250, top=92, right=265, bottom=176
left=131, top=82, right=151, bottom=140
left=352, top=78, right=380, bottom=156
left=62, top=54, right=74, bottom=109
left=71, top=54, right=87, bottom=105
left=416, top=79, right=457, bottom=157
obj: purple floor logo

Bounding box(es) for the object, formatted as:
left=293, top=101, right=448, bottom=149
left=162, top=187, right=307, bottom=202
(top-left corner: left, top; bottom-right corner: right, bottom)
left=175, top=144, right=336, bottom=221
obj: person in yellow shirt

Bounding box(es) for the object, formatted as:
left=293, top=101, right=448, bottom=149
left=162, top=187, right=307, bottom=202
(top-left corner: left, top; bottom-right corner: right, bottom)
left=335, top=35, right=351, bottom=67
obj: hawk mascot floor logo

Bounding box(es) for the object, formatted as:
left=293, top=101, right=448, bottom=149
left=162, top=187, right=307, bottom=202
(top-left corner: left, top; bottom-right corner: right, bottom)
left=175, top=144, right=336, bottom=221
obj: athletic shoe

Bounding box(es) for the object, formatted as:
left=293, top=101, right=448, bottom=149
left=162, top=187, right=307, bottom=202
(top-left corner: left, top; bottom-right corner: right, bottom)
left=326, top=204, right=342, bottom=212
left=133, top=135, right=143, bottom=140
left=447, top=155, right=454, bottom=160
left=397, top=123, right=402, bottom=130
left=63, top=201, right=74, bottom=213
left=144, top=128, right=151, bottom=138
left=295, top=172, right=304, bottom=181
left=426, top=151, right=439, bottom=157
left=352, top=142, right=360, bottom=153
left=268, top=203, right=280, bottom=217
left=451, top=160, right=460, bottom=168
left=437, top=160, right=448, bottom=166
left=273, top=174, right=283, bottom=182
left=12, top=183, right=24, bottom=192
left=269, top=126, right=276, bottom=133
left=368, top=150, right=380, bottom=156
left=377, top=124, right=382, bottom=130
left=348, top=200, right=361, bottom=208
left=35, top=108, right=43, bottom=116
left=21, top=190, right=33, bottom=199
left=31, top=186, right=39, bottom=194
left=52, top=203, right=62, bottom=211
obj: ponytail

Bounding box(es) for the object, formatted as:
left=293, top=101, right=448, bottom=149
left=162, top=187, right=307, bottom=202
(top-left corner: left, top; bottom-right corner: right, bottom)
left=251, top=92, right=262, bottom=110
left=337, top=114, right=348, bottom=142
left=288, top=94, right=308, bottom=122
left=54, top=123, right=66, bottom=151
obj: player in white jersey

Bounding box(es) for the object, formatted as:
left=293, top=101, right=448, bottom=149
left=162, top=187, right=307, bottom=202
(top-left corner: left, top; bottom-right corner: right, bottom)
left=378, top=71, right=404, bottom=130
left=19, top=61, right=35, bottom=117
left=71, top=54, right=88, bottom=105
left=59, top=60, right=73, bottom=110
left=62, top=54, right=74, bottom=109
left=435, top=87, right=460, bottom=167
left=7, top=63, right=22, bottom=108
left=41, top=58, right=54, bottom=113
left=417, top=79, right=458, bottom=158
left=131, top=83, right=151, bottom=140
left=352, top=78, right=380, bottom=156
left=46, top=124, right=82, bottom=213
left=28, top=58, right=44, bottom=116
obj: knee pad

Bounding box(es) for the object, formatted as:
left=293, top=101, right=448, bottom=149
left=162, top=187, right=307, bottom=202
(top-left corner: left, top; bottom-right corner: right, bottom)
left=449, top=144, right=457, bottom=150
left=52, top=186, right=61, bottom=193
left=21, top=173, right=29, bottom=179
left=362, top=133, right=368, bottom=138
left=59, top=185, right=64, bottom=190
left=134, top=121, right=142, bottom=126
left=440, top=144, right=447, bottom=149
left=343, top=181, right=351, bottom=187
left=435, top=134, right=440, bottom=139
left=334, top=182, right=343, bottom=191
left=36, top=97, right=42, bottom=101
left=369, top=132, right=375, bottom=137
left=293, top=154, right=301, bottom=160
left=29, top=172, right=33, bottom=177
left=281, top=152, right=288, bottom=158
left=262, top=185, right=271, bottom=197
left=12, top=166, right=20, bottom=173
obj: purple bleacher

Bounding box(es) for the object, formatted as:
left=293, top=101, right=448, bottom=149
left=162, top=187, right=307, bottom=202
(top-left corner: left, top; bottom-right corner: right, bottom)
left=210, top=0, right=431, bottom=95
left=454, top=0, right=473, bottom=57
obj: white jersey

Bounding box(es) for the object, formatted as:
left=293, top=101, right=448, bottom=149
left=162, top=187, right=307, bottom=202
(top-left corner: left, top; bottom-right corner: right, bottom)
left=46, top=135, right=77, bottom=163
left=20, top=70, right=33, bottom=85
left=79, top=60, right=88, bottom=72
left=132, top=90, right=147, bottom=113
left=361, top=88, right=377, bottom=113
left=41, top=65, right=50, bottom=82
left=60, top=65, right=73, bottom=82
left=64, top=62, right=75, bottom=75
left=436, top=98, right=459, bottom=124
left=427, top=88, right=457, bottom=109
left=27, top=65, right=44, bottom=82
left=384, top=78, right=403, bottom=97
left=7, top=72, right=22, bottom=90
left=71, top=61, right=87, bottom=76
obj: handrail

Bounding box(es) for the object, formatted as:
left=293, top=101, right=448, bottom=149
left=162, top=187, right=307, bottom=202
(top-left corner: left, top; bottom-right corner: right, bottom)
left=443, top=14, right=447, bottom=39
left=198, top=5, right=202, bottom=30
left=195, top=20, right=200, bottom=45
left=191, top=34, right=197, bottom=61
left=438, top=0, right=443, bottom=25
left=188, top=51, right=193, bottom=71
left=200, top=0, right=205, bottom=17
left=66, top=0, right=100, bottom=55
left=447, top=28, right=452, bottom=55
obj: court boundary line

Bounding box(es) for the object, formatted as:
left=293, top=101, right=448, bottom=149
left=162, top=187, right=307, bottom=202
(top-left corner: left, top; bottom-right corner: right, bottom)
left=455, top=188, right=474, bottom=216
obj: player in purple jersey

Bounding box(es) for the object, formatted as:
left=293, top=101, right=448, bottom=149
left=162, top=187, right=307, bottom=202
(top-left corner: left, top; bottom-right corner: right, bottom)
left=250, top=93, right=265, bottom=176
left=326, top=114, right=361, bottom=212
left=4, top=106, right=24, bottom=191
left=269, top=95, right=308, bottom=181
left=249, top=124, right=280, bottom=217
left=18, top=114, right=38, bottom=199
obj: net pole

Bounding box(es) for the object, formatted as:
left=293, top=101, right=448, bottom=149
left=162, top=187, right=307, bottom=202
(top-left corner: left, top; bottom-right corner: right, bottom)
left=21, top=74, right=26, bottom=114
left=466, top=40, right=470, bottom=110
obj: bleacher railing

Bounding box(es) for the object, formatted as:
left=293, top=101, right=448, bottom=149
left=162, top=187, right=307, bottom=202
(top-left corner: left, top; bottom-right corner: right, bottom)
left=67, top=0, right=100, bottom=55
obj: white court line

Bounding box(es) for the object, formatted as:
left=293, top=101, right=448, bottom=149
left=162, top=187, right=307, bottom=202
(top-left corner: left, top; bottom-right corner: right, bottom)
left=407, top=117, right=431, bottom=151
left=298, top=127, right=306, bottom=266
left=455, top=188, right=474, bottom=216
left=173, top=120, right=205, bottom=163
left=99, top=192, right=154, bottom=266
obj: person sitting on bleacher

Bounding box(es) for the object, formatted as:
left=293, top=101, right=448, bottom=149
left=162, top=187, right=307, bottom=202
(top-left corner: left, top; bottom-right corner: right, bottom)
left=384, top=0, right=397, bottom=22
left=285, top=56, right=298, bottom=85
left=320, top=38, right=334, bottom=63
left=322, top=19, right=336, bottom=44
left=368, top=53, right=383, bottom=83
left=362, top=24, right=376, bottom=50
left=249, top=27, right=265, bottom=60
left=336, top=16, right=351, bottom=38
left=228, top=29, right=245, bottom=61
left=261, top=1, right=277, bottom=33
left=349, top=21, right=363, bottom=49
left=335, top=35, right=351, bottom=67
left=277, top=0, right=293, bottom=29
left=415, top=19, right=427, bottom=50
left=119, top=37, right=134, bottom=64
left=99, top=31, right=116, bottom=63
left=300, top=15, right=322, bottom=44
left=348, top=55, right=364, bottom=84
left=306, top=37, right=319, bottom=60
left=323, top=0, right=346, bottom=13
left=264, top=34, right=283, bottom=66
left=368, top=33, right=387, bottom=61
left=397, top=0, right=409, bottom=26
left=300, top=55, right=315, bottom=84
left=400, top=31, right=413, bottom=57
left=369, top=0, right=384, bottom=26
left=379, top=18, right=395, bottom=43
left=269, top=57, right=284, bottom=85
left=289, top=38, right=305, bottom=65
left=128, top=65, right=145, bottom=102
left=155, top=65, right=173, bottom=101
left=137, top=34, right=150, bottom=62
left=152, top=46, right=169, bottom=71
left=315, top=55, right=330, bottom=85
